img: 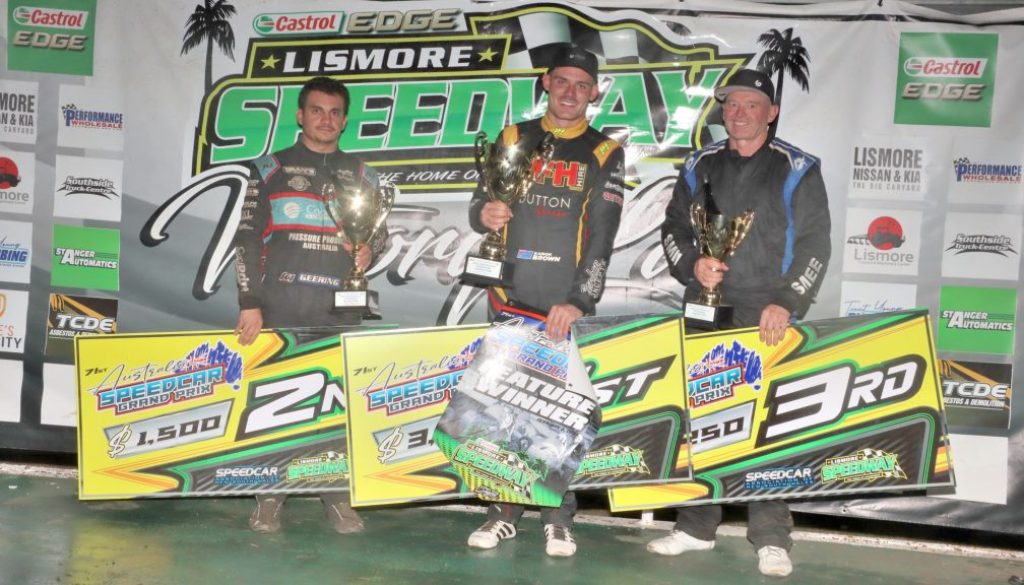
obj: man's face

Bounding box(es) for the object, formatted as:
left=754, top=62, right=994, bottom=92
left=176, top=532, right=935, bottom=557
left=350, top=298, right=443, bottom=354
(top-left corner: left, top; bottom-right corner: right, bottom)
left=541, top=67, right=599, bottom=127
left=296, top=90, right=347, bottom=151
left=721, top=89, right=779, bottom=145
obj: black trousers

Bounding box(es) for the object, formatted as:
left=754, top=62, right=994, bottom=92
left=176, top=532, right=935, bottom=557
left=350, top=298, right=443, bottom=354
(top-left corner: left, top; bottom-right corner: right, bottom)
left=485, top=491, right=577, bottom=527
left=674, top=501, right=793, bottom=550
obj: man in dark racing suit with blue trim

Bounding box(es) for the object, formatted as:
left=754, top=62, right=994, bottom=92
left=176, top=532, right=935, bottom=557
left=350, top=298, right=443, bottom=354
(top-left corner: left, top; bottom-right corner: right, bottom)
left=234, top=76, right=386, bottom=536
left=465, top=44, right=625, bottom=558
left=652, top=69, right=831, bottom=577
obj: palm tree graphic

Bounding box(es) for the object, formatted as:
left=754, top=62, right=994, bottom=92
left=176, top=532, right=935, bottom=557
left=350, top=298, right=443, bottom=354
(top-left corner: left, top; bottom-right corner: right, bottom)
left=181, top=0, right=237, bottom=93
left=756, top=27, right=810, bottom=136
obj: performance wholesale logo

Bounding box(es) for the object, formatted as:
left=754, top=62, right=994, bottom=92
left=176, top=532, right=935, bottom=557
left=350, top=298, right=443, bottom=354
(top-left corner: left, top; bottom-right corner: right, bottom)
left=849, top=143, right=925, bottom=197
left=51, top=224, right=120, bottom=291
left=287, top=451, right=348, bottom=482
left=940, top=359, right=1011, bottom=430
left=744, top=466, right=815, bottom=491
left=0, top=153, right=33, bottom=214
left=575, top=445, right=649, bottom=478
left=7, top=0, right=96, bottom=75
left=953, top=157, right=1023, bottom=185
left=0, top=79, right=38, bottom=144
left=843, top=210, right=921, bottom=275
left=894, top=32, right=998, bottom=127
left=45, top=294, right=118, bottom=362
left=821, top=449, right=907, bottom=483
left=453, top=438, right=541, bottom=498
left=938, top=286, right=1016, bottom=354
left=61, top=103, right=123, bottom=131
left=92, top=341, right=243, bottom=415
left=214, top=465, right=280, bottom=486
left=686, top=340, right=763, bottom=408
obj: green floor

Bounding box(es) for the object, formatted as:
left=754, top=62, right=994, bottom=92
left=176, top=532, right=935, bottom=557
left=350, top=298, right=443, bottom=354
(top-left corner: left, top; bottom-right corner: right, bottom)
left=1, top=473, right=1021, bottom=585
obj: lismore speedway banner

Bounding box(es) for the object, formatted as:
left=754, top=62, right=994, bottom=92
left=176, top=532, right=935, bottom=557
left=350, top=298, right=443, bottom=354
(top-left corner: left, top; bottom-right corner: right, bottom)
left=77, top=328, right=355, bottom=499
left=3, top=0, right=1021, bottom=532
left=609, top=309, right=953, bottom=511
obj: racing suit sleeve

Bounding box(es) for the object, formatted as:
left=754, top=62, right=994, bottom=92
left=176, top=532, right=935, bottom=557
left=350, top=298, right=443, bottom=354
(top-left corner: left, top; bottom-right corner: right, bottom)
left=769, top=163, right=831, bottom=318
left=234, top=161, right=271, bottom=311
left=660, top=165, right=702, bottom=287
left=566, top=144, right=625, bottom=315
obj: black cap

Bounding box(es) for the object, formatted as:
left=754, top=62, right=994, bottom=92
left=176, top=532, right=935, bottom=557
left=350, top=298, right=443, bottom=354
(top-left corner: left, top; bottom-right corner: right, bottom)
left=546, top=44, right=599, bottom=83
left=714, top=69, right=775, bottom=104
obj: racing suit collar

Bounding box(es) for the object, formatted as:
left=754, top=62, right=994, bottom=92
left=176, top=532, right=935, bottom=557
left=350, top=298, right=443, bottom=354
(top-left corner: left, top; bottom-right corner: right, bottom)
left=540, top=114, right=589, bottom=139
left=294, top=135, right=342, bottom=159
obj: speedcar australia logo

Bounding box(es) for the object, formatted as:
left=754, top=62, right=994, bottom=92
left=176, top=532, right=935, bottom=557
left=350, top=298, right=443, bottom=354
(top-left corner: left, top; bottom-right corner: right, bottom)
left=213, top=465, right=280, bottom=486
left=93, top=341, right=243, bottom=415
left=253, top=12, right=344, bottom=36
left=13, top=6, right=88, bottom=30
left=821, top=449, right=907, bottom=483
left=687, top=341, right=763, bottom=408
left=744, top=466, right=815, bottom=491
left=952, top=157, right=1023, bottom=184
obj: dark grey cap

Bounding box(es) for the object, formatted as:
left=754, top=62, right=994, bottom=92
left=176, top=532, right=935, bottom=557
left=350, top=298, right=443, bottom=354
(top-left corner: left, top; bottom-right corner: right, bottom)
left=714, top=69, right=775, bottom=103
left=546, top=44, right=599, bottom=83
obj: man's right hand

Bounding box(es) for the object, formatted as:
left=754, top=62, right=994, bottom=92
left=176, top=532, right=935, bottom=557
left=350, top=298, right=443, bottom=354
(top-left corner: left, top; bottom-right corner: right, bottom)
left=694, top=256, right=728, bottom=289
left=480, top=201, right=513, bottom=231
left=235, top=308, right=263, bottom=346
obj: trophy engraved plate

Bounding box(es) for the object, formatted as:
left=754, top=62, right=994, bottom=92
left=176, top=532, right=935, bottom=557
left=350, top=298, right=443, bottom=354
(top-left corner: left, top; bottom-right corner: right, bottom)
left=461, top=131, right=555, bottom=288
left=684, top=182, right=754, bottom=330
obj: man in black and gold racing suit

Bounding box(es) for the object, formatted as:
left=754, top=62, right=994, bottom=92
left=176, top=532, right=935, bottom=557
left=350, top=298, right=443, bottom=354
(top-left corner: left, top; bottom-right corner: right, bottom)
left=465, top=44, right=625, bottom=558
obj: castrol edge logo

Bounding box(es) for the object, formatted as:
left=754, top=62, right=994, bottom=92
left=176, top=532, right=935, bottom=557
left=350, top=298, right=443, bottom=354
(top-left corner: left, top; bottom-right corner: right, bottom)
left=903, top=57, right=986, bottom=78
left=12, top=6, right=88, bottom=30
left=253, top=12, right=344, bottom=36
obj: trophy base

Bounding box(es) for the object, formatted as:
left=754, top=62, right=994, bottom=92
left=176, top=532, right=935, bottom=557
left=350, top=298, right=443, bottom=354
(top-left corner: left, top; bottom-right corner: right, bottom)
left=332, top=289, right=381, bottom=320
left=460, top=255, right=515, bottom=288
left=683, top=301, right=733, bottom=331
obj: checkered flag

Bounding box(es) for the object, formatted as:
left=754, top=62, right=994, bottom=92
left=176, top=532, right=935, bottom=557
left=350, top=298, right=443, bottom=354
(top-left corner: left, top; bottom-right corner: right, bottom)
left=859, top=448, right=907, bottom=480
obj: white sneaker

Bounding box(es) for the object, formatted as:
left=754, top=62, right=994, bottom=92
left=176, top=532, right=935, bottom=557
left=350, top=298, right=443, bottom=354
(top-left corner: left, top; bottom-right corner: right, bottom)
left=757, top=546, right=793, bottom=577
left=647, top=530, right=715, bottom=556
left=467, top=519, right=517, bottom=549
left=543, top=524, right=576, bottom=557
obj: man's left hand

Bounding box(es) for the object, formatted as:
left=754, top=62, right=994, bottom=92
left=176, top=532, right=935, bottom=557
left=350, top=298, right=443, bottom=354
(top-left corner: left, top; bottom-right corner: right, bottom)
left=546, top=304, right=584, bottom=341
left=343, top=242, right=372, bottom=270
left=759, top=304, right=791, bottom=346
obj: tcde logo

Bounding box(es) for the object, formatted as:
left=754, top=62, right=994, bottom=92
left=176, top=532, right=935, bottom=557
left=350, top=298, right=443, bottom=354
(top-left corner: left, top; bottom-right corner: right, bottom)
left=13, top=6, right=88, bottom=30
left=253, top=12, right=344, bottom=36
left=867, top=217, right=905, bottom=250
left=0, top=158, right=21, bottom=189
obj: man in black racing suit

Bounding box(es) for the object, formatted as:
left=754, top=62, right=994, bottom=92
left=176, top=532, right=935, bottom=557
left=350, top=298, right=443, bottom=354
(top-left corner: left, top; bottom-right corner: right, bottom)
left=465, top=44, right=625, bottom=558
left=234, top=76, right=386, bottom=535
left=652, top=69, right=831, bottom=577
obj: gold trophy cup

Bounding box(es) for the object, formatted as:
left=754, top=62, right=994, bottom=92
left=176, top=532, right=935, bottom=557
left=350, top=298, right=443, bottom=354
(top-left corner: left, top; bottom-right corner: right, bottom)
left=461, top=131, right=556, bottom=288
left=684, top=182, right=754, bottom=330
left=324, top=180, right=396, bottom=319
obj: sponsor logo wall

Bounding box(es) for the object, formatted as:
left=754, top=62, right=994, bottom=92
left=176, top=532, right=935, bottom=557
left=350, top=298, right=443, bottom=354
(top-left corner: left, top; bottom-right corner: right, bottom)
left=941, top=212, right=1021, bottom=281
left=1, top=0, right=1022, bottom=535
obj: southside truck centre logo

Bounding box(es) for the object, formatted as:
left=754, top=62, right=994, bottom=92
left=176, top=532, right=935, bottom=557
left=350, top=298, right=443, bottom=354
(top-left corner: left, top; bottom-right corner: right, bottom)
left=7, top=0, right=96, bottom=75
left=894, top=32, right=998, bottom=127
